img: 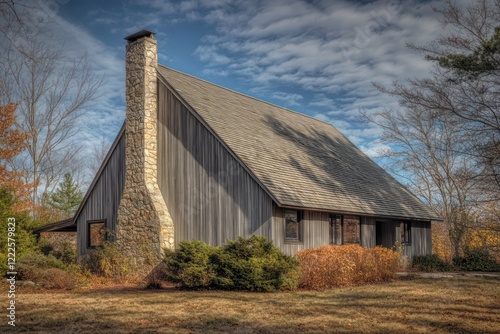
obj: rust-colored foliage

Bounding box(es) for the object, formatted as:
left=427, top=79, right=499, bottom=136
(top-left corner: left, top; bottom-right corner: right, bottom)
left=0, top=103, right=34, bottom=211
left=432, top=219, right=500, bottom=263
left=297, top=244, right=400, bottom=290
left=431, top=222, right=454, bottom=263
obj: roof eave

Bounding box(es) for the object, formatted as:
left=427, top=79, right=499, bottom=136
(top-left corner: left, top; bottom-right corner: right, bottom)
left=279, top=203, right=442, bottom=222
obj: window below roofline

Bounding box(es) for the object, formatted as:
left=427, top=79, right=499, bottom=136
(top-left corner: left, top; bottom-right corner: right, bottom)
left=401, top=221, right=412, bottom=245
left=284, top=209, right=303, bottom=244
left=87, top=219, right=107, bottom=249
left=329, top=214, right=361, bottom=245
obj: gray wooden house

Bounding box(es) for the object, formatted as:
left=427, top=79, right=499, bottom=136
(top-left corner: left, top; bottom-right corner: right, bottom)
left=39, top=30, right=439, bottom=263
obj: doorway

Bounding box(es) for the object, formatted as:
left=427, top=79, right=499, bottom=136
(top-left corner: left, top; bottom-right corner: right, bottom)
left=375, top=221, right=396, bottom=248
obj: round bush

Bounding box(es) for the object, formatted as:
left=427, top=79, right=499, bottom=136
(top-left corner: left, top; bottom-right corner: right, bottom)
left=161, top=236, right=300, bottom=291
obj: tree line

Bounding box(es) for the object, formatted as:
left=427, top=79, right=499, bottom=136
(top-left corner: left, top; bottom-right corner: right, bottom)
left=365, top=0, right=500, bottom=260
left=0, top=0, right=103, bottom=221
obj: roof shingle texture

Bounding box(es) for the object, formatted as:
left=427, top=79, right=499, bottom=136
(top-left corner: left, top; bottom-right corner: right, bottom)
left=158, top=65, right=440, bottom=221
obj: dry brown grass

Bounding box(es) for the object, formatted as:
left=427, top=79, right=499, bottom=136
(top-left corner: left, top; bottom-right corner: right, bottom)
left=4, top=277, right=500, bottom=333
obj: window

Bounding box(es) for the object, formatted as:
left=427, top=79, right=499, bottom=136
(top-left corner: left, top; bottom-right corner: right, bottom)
left=329, top=215, right=360, bottom=245
left=329, top=214, right=343, bottom=245
left=88, top=220, right=106, bottom=248
left=401, top=221, right=411, bottom=244
left=285, top=210, right=302, bottom=242
left=343, top=215, right=361, bottom=244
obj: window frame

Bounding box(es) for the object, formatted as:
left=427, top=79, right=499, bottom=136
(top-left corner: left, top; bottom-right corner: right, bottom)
left=401, top=221, right=412, bottom=245
left=342, top=215, right=361, bottom=245
left=284, top=209, right=303, bottom=244
left=87, top=219, right=107, bottom=249
left=329, top=214, right=361, bottom=245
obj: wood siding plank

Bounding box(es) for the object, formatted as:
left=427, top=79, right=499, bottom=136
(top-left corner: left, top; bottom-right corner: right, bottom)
left=361, top=217, right=376, bottom=248
left=271, top=203, right=329, bottom=256
left=157, top=81, right=273, bottom=247
left=76, top=132, right=125, bottom=257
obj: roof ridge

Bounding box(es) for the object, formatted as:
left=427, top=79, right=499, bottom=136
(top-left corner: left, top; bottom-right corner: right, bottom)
left=157, top=64, right=336, bottom=128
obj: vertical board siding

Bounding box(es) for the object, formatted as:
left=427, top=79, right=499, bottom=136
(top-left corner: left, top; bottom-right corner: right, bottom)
left=373, top=218, right=431, bottom=259
left=157, top=81, right=273, bottom=247
left=272, top=203, right=329, bottom=256
left=361, top=217, right=376, bottom=248
left=411, top=221, right=432, bottom=257
left=76, top=132, right=125, bottom=256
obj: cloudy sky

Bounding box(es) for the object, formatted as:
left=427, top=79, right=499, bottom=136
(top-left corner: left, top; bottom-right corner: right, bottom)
left=27, top=0, right=465, bottom=182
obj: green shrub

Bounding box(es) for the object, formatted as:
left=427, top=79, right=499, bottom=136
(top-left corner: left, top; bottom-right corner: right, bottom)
left=0, top=189, right=42, bottom=277
left=16, top=252, right=80, bottom=289
left=38, top=239, right=77, bottom=265
left=453, top=247, right=500, bottom=272
left=38, top=238, right=54, bottom=256
left=163, top=240, right=218, bottom=288
left=160, top=236, right=300, bottom=292
left=51, top=242, right=78, bottom=265
left=211, top=236, right=300, bottom=292
left=17, top=252, right=67, bottom=278
left=412, top=254, right=452, bottom=272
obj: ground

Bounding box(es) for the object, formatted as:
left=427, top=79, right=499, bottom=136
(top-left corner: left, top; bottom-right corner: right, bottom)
left=4, top=277, right=500, bottom=333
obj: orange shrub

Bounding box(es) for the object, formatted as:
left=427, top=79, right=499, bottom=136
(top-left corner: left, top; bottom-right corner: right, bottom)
left=297, top=244, right=400, bottom=290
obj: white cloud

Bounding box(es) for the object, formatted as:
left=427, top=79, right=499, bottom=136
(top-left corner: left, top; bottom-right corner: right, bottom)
left=193, top=45, right=231, bottom=65
left=269, top=92, right=303, bottom=106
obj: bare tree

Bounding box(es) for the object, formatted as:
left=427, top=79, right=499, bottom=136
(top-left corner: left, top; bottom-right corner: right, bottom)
left=0, top=1, right=104, bottom=210
left=404, top=0, right=500, bottom=195
left=364, top=99, right=479, bottom=257
left=366, top=0, right=500, bottom=257
left=89, top=136, right=111, bottom=177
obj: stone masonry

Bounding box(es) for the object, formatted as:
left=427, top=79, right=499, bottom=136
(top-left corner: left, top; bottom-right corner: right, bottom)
left=116, top=32, right=174, bottom=266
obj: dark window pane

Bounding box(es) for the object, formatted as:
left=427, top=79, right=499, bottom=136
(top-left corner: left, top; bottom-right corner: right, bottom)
left=89, top=222, right=106, bottom=247
left=401, top=221, right=411, bottom=244
left=285, top=210, right=299, bottom=241
left=329, top=215, right=335, bottom=244
left=335, top=215, right=342, bottom=245
left=343, top=215, right=360, bottom=244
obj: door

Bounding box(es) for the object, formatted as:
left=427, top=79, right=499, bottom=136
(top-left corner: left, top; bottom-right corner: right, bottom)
left=376, top=221, right=397, bottom=248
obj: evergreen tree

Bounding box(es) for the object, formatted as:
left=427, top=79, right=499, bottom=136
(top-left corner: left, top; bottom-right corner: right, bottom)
left=47, top=173, right=83, bottom=218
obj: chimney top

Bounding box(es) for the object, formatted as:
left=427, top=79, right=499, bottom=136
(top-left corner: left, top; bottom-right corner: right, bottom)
left=124, top=30, right=155, bottom=43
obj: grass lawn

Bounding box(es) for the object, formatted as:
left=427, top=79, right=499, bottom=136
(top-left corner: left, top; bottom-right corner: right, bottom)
left=4, top=276, right=500, bottom=333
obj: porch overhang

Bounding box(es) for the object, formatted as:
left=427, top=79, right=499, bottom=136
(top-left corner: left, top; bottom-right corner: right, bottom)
left=33, top=218, right=76, bottom=234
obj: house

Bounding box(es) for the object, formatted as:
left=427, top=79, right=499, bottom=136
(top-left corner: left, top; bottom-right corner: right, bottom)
left=37, top=30, right=440, bottom=264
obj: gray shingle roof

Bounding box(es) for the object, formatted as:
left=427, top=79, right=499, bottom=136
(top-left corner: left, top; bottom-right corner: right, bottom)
left=157, top=65, right=440, bottom=221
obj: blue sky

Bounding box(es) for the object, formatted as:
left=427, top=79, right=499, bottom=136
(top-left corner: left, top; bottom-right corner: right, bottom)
left=33, top=0, right=467, bottom=182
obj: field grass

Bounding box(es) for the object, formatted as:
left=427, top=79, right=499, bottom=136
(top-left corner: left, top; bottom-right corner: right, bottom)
left=4, top=276, right=500, bottom=333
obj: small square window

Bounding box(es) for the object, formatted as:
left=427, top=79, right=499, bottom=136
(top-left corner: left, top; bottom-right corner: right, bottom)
left=88, top=220, right=106, bottom=248
left=401, top=221, right=411, bottom=244
left=285, top=210, right=302, bottom=242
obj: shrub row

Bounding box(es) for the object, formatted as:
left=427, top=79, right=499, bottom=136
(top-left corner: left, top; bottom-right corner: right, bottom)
left=412, top=254, right=452, bottom=272
left=453, top=247, right=500, bottom=272
left=16, top=252, right=81, bottom=289
left=412, top=248, right=500, bottom=272
left=159, top=236, right=300, bottom=292
left=39, top=239, right=77, bottom=265
left=297, top=244, right=400, bottom=289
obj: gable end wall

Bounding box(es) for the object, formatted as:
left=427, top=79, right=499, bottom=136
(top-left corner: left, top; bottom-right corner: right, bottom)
left=157, top=81, right=273, bottom=246
left=76, top=131, right=125, bottom=257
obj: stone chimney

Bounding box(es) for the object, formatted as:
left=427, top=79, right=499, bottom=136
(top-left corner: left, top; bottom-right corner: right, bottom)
left=116, top=30, right=174, bottom=266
